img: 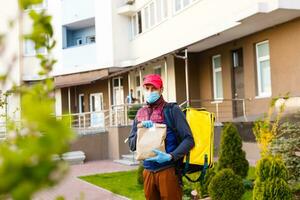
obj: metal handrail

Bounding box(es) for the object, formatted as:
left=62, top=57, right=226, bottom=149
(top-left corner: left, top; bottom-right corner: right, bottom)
left=179, top=98, right=252, bottom=124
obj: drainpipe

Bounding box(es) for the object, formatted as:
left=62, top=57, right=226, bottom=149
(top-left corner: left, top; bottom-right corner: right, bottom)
left=164, top=57, right=169, bottom=100
left=174, top=49, right=190, bottom=107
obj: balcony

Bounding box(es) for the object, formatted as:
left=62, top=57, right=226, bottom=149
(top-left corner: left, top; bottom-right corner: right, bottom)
left=62, top=43, right=97, bottom=73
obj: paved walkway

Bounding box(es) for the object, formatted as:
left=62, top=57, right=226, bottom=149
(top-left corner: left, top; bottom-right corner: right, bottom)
left=34, top=160, right=138, bottom=200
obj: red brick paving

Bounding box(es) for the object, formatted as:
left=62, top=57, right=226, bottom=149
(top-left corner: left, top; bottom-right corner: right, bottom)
left=34, top=160, right=138, bottom=200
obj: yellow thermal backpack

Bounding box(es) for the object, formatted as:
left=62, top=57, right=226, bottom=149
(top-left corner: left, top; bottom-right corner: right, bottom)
left=164, top=104, right=215, bottom=183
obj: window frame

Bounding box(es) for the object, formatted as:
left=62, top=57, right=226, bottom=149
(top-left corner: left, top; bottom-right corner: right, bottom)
left=255, top=40, right=271, bottom=97
left=212, top=54, right=223, bottom=100
left=131, top=0, right=168, bottom=39
left=86, top=35, right=96, bottom=44
left=153, top=65, right=162, bottom=76
left=173, top=0, right=199, bottom=14
left=23, top=39, right=47, bottom=57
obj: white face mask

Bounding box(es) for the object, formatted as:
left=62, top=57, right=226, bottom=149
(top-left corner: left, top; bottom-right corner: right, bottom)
left=143, top=91, right=151, bottom=102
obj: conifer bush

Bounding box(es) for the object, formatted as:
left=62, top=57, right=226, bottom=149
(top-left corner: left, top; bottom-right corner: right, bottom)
left=218, top=123, right=249, bottom=178
left=253, top=156, right=292, bottom=200
left=208, top=169, right=245, bottom=200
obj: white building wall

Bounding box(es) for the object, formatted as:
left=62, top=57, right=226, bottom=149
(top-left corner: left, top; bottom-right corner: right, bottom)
left=116, top=0, right=300, bottom=67
left=95, top=0, right=115, bottom=68
left=111, top=0, right=132, bottom=67
left=61, top=0, right=95, bottom=25
left=0, top=0, right=21, bottom=122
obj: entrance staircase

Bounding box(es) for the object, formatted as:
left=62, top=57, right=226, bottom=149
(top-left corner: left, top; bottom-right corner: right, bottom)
left=114, top=151, right=140, bottom=166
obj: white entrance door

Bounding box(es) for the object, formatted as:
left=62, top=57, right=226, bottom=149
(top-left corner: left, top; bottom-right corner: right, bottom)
left=112, top=77, right=124, bottom=105
left=89, top=93, right=104, bottom=127
left=112, top=77, right=124, bottom=125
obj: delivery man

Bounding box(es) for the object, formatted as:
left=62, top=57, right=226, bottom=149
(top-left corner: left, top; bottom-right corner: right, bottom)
left=128, top=74, right=194, bottom=200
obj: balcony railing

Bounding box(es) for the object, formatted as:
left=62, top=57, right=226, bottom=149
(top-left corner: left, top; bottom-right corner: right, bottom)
left=1, top=97, right=298, bottom=137
left=108, top=98, right=251, bottom=127
left=0, top=122, right=6, bottom=140
left=56, top=110, right=110, bottom=135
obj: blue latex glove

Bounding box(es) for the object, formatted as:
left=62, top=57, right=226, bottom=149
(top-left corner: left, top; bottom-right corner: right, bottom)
left=145, top=149, right=172, bottom=163
left=141, top=120, right=153, bottom=128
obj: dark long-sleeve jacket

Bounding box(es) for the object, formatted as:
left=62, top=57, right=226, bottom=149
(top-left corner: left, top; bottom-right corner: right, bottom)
left=128, top=104, right=194, bottom=171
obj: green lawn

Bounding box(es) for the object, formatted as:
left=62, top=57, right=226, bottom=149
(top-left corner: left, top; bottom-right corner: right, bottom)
left=80, top=170, right=145, bottom=200
left=80, top=167, right=256, bottom=200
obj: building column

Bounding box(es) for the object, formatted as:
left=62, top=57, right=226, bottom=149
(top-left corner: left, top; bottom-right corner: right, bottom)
left=164, top=57, right=169, bottom=100
left=55, top=88, right=62, bottom=116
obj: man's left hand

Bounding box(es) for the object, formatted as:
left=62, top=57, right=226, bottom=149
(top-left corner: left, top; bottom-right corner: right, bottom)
left=145, top=149, right=172, bottom=163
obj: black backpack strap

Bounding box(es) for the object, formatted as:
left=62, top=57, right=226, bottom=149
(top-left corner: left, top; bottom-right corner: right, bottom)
left=163, top=103, right=191, bottom=177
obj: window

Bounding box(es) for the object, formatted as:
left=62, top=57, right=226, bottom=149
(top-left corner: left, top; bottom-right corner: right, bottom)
left=175, top=0, right=182, bottom=12
left=86, top=35, right=95, bottom=44
left=76, top=38, right=83, bottom=45
left=24, top=39, right=47, bottom=56
left=132, top=15, right=137, bottom=36
left=143, top=2, right=155, bottom=31
left=113, top=78, right=119, bottom=87
left=131, top=0, right=168, bottom=39
left=135, top=75, right=140, bottom=87
left=137, top=11, right=143, bottom=34
left=163, top=0, right=168, bottom=18
left=144, top=7, right=149, bottom=29
left=156, top=0, right=162, bottom=23
left=256, top=41, right=271, bottom=96
left=78, top=94, right=84, bottom=113
left=112, top=77, right=124, bottom=105
left=233, top=51, right=239, bottom=68
left=156, top=0, right=168, bottom=23
left=135, top=74, right=142, bottom=103
left=149, top=2, right=155, bottom=27
left=154, top=66, right=162, bottom=76
left=212, top=55, right=223, bottom=100
left=24, top=40, right=35, bottom=56
left=174, top=0, right=196, bottom=12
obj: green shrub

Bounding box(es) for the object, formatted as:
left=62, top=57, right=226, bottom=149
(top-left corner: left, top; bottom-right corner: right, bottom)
left=182, top=173, right=200, bottom=199
left=255, top=156, right=289, bottom=181
left=137, top=164, right=144, bottom=185
left=208, top=169, right=245, bottom=200
left=218, top=123, right=249, bottom=178
left=127, top=105, right=142, bottom=120
left=254, top=178, right=292, bottom=200
left=253, top=156, right=292, bottom=200
left=270, top=117, right=300, bottom=184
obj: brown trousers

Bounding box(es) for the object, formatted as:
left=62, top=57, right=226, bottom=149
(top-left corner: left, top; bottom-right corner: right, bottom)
left=143, top=167, right=182, bottom=200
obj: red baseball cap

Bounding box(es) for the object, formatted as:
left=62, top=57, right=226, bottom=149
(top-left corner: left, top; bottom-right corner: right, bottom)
left=143, top=74, right=163, bottom=89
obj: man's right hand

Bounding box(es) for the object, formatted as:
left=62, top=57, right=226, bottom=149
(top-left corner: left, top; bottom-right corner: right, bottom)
left=141, top=120, right=153, bottom=128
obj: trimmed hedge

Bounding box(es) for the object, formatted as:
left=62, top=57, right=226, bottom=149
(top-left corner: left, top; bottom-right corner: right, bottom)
left=127, top=105, right=142, bottom=120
